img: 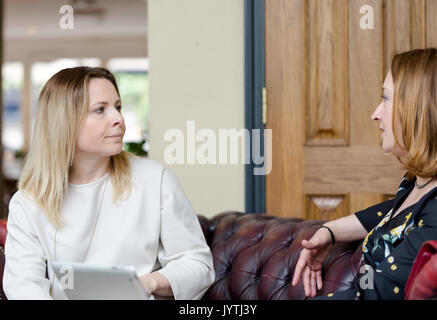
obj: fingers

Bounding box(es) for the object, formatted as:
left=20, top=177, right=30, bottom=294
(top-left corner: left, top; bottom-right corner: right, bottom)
left=301, top=267, right=323, bottom=297
left=291, top=261, right=301, bottom=286
left=310, top=270, right=317, bottom=297
left=291, top=267, right=300, bottom=286
left=292, top=239, right=325, bottom=297
left=292, top=249, right=322, bottom=289
left=138, top=275, right=153, bottom=296
left=303, top=268, right=319, bottom=297
left=292, top=252, right=308, bottom=286
left=316, top=270, right=323, bottom=291
left=301, top=239, right=316, bottom=250
left=303, top=267, right=310, bottom=296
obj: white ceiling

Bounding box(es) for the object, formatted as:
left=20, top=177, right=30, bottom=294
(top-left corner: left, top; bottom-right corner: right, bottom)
left=4, top=0, right=148, bottom=40
left=3, top=0, right=148, bottom=61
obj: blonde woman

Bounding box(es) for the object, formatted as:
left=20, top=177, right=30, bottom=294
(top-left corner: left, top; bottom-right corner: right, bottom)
left=2, top=67, right=215, bottom=300
left=292, top=48, right=437, bottom=299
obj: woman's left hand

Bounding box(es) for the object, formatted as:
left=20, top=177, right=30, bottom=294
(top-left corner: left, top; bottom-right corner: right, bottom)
left=138, top=272, right=174, bottom=298
left=138, top=273, right=158, bottom=296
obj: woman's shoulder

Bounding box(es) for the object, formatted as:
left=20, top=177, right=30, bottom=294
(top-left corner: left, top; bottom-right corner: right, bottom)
left=7, top=190, right=43, bottom=223
left=9, top=189, right=38, bottom=209
left=129, top=155, right=177, bottom=186
left=129, top=155, right=167, bottom=174
left=421, top=191, right=437, bottom=211
left=128, top=155, right=182, bottom=189
left=415, top=188, right=437, bottom=225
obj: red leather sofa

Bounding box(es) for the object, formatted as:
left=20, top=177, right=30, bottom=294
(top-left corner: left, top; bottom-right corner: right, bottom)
left=0, top=211, right=436, bottom=300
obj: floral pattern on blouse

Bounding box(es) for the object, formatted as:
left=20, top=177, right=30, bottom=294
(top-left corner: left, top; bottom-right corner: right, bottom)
left=312, top=172, right=437, bottom=300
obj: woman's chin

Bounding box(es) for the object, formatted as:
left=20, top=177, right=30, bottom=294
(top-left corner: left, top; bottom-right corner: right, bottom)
left=381, top=146, right=407, bottom=158
left=106, top=145, right=124, bottom=157
left=381, top=143, right=394, bottom=155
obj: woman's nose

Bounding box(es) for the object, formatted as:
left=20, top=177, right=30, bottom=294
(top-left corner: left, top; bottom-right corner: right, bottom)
left=111, top=107, right=124, bottom=127
left=371, top=103, right=382, bottom=121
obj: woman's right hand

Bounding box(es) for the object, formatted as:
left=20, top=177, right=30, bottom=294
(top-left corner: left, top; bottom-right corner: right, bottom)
left=291, top=227, right=333, bottom=298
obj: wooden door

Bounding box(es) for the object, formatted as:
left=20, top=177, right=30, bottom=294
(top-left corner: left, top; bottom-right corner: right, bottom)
left=265, top=0, right=437, bottom=219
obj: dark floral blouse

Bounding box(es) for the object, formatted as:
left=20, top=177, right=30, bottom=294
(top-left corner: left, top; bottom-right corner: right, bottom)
left=314, top=173, right=437, bottom=300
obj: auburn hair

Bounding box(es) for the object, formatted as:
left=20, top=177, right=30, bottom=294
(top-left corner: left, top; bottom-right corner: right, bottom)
left=391, top=48, right=437, bottom=181
left=18, top=67, right=133, bottom=228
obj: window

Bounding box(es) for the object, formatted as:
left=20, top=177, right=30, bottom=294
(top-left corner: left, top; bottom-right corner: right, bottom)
left=107, top=57, right=149, bottom=155
left=31, top=58, right=101, bottom=118
left=2, top=62, right=23, bottom=179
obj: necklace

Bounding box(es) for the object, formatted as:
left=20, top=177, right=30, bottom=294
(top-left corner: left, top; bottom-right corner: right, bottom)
left=53, top=174, right=110, bottom=262
left=415, top=177, right=433, bottom=189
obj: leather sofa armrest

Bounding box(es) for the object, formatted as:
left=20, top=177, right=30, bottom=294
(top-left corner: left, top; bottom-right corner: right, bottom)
left=405, top=240, right=437, bottom=300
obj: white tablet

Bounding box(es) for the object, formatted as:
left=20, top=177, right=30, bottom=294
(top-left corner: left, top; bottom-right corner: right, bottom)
left=52, top=261, right=153, bottom=300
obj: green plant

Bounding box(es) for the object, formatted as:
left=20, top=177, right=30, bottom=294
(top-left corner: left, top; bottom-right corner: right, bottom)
left=124, top=139, right=147, bottom=157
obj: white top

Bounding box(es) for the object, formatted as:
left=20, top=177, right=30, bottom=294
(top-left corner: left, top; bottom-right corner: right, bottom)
left=2, top=157, right=215, bottom=300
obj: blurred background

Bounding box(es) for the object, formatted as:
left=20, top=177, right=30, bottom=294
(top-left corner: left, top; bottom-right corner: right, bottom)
left=0, top=0, right=246, bottom=219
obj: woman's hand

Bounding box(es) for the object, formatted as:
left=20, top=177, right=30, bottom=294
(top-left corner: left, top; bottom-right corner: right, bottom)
left=138, top=272, right=174, bottom=298
left=138, top=273, right=157, bottom=296
left=291, top=227, right=333, bottom=298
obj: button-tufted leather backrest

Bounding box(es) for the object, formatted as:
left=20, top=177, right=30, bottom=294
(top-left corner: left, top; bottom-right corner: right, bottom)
left=198, top=211, right=363, bottom=300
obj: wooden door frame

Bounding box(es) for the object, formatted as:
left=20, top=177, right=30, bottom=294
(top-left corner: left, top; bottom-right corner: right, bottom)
left=244, top=0, right=266, bottom=213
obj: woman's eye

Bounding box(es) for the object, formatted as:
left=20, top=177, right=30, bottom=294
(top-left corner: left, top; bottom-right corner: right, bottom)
left=381, top=95, right=388, bottom=102
left=96, top=106, right=104, bottom=113
left=116, top=106, right=122, bottom=112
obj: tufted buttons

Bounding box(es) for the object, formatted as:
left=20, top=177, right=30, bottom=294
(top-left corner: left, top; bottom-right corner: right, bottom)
left=224, top=229, right=236, bottom=241
left=225, top=264, right=232, bottom=273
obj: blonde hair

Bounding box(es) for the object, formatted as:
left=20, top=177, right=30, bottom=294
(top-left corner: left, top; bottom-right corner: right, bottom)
left=18, top=67, right=133, bottom=228
left=390, top=48, right=437, bottom=181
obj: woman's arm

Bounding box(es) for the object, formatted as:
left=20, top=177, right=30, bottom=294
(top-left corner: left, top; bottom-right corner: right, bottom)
left=292, top=199, right=396, bottom=297
left=321, top=213, right=368, bottom=243
left=151, top=167, right=215, bottom=300
left=3, top=196, right=52, bottom=300
left=292, top=213, right=368, bottom=296
left=320, top=198, right=398, bottom=243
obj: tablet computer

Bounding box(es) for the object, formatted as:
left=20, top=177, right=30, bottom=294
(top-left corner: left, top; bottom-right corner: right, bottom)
left=52, top=261, right=153, bottom=300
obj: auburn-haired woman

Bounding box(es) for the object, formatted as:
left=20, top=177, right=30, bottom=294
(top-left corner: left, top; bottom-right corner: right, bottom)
left=292, top=48, right=437, bottom=299
left=3, top=67, right=215, bottom=300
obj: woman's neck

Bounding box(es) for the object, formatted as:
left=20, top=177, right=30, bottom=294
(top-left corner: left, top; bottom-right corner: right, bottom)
left=415, top=176, right=434, bottom=187
left=412, top=176, right=437, bottom=198
left=69, top=155, right=110, bottom=185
